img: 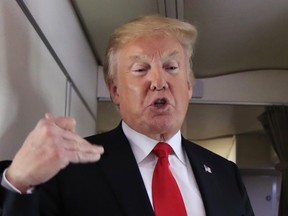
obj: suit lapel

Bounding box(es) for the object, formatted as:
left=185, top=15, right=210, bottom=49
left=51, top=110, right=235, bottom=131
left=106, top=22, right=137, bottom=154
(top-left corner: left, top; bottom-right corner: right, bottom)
left=183, top=139, right=226, bottom=216
left=93, top=125, right=229, bottom=216
left=98, top=125, right=155, bottom=216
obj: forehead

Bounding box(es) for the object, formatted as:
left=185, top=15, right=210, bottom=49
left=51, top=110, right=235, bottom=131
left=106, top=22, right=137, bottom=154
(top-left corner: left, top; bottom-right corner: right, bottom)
left=118, top=34, right=185, bottom=61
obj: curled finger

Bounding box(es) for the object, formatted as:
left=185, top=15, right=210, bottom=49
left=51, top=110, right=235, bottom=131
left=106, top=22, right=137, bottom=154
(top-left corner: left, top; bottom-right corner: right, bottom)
left=62, top=132, right=104, bottom=154
left=67, top=150, right=103, bottom=163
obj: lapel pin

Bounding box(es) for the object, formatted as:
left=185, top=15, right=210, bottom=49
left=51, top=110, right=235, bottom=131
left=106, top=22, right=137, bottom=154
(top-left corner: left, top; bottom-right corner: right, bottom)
left=203, top=164, right=212, bottom=174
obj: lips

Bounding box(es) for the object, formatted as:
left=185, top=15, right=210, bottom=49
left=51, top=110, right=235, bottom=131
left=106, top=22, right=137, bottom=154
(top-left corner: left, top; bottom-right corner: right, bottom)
left=152, top=98, right=168, bottom=107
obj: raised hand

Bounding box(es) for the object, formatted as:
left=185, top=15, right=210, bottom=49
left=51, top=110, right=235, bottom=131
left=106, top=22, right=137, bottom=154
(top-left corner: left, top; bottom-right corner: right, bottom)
left=5, top=113, right=104, bottom=193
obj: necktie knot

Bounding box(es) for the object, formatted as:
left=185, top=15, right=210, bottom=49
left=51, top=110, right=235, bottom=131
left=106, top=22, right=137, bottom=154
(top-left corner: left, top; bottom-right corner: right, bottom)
left=153, top=142, right=172, bottom=158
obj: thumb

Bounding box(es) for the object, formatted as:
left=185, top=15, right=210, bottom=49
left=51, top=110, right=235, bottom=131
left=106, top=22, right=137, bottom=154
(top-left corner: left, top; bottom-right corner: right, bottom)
left=45, top=113, right=76, bottom=133
left=45, top=113, right=54, bottom=120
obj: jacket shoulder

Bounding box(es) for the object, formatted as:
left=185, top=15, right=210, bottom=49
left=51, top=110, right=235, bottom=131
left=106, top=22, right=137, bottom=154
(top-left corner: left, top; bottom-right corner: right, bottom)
left=183, top=138, right=232, bottom=162
left=84, top=124, right=124, bottom=145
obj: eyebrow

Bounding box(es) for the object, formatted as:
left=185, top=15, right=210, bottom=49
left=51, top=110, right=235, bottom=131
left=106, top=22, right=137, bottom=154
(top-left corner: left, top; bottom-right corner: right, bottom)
left=128, top=55, right=149, bottom=63
left=128, top=49, right=181, bottom=63
left=163, top=50, right=181, bottom=59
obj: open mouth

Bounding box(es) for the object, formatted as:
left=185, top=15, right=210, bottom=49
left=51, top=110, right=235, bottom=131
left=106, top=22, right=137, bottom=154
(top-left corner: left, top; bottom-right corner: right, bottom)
left=153, top=98, right=168, bottom=107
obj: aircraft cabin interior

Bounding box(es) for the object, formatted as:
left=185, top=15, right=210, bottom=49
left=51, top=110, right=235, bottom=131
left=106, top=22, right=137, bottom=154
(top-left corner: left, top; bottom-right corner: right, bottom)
left=0, top=0, right=288, bottom=215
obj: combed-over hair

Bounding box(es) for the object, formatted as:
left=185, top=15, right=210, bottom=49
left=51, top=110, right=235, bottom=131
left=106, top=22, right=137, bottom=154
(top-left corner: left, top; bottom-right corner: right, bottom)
left=103, top=15, right=198, bottom=84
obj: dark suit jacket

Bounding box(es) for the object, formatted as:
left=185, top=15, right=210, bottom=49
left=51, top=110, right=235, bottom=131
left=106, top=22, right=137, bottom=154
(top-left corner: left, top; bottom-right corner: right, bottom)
left=0, top=123, right=254, bottom=216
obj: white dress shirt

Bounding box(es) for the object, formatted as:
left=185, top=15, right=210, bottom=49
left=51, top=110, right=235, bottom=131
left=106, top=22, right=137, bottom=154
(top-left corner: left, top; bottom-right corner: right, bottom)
left=122, top=121, right=206, bottom=216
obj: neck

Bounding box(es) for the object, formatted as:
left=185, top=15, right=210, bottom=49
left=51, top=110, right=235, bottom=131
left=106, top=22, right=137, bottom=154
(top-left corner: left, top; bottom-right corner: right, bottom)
left=122, top=121, right=179, bottom=142
left=138, top=128, right=179, bottom=142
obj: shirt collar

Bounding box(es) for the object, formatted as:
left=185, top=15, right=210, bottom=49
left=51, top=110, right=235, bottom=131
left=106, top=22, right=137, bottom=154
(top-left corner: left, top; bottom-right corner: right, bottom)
left=122, top=121, right=186, bottom=165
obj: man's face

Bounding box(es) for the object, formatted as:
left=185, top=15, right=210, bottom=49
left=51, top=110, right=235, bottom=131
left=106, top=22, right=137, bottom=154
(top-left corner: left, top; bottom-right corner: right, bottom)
left=109, top=34, right=193, bottom=140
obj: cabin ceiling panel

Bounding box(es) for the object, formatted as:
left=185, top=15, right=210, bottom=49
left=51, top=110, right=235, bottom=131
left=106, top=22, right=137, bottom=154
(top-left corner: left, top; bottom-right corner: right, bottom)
left=71, top=0, right=160, bottom=66
left=72, top=0, right=288, bottom=78
left=185, top=0, right=288, bottom=78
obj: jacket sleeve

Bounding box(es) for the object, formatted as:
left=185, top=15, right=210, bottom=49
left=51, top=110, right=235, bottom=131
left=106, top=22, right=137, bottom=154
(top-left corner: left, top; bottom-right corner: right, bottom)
left=0, top=160, right=39, bottom=216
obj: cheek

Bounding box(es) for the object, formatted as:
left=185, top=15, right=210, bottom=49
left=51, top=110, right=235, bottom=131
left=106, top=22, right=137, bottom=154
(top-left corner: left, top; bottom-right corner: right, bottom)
left=123, top=76, right=148, bottom=92
left=174, top=82, right=192, bottom=106
left=118, top=80, right=144, bottom=103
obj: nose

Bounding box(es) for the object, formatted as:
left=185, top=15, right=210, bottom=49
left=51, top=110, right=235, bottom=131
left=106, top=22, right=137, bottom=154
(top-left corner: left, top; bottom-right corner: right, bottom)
left=150, top=67, right=168, bottom=91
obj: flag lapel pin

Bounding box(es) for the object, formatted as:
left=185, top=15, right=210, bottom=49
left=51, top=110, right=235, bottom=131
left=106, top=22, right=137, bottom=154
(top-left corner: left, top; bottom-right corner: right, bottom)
left=203, top=164, right=212, bottom=174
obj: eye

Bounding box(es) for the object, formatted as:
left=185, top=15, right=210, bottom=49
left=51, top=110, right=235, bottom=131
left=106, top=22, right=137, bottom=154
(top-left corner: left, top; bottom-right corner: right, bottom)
left=163, top=62, right=179, bottom=73
left=131, top=64, right=150, bottom=73
left=166, top=66, right=178, bottom=70
left=133, top=68, right=147, bottom=72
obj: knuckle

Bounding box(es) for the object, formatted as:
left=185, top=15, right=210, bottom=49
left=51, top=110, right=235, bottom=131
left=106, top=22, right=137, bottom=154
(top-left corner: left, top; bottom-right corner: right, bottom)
left=61, top=116, right=76, bottom=127
left=69, top=152, right=80, bottom=163
left=41, top=124, right=57, bottom=138
left=68, top=116, right=77, bottom=126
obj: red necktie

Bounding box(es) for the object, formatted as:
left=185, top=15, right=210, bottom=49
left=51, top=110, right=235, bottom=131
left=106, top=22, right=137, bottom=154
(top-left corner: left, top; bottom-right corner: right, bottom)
left=152, top=142, right=187, bottom=216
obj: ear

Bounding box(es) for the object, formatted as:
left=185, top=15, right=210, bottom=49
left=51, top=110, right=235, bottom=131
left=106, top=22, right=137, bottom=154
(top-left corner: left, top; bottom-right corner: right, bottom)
left=187, top=80, right=193, bottom=99
left=108, top=81, right=120, bottom=105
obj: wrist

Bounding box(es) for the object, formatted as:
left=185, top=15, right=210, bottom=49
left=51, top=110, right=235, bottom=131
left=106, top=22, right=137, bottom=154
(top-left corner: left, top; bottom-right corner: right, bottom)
left=5, top=167, right=32, bottom=194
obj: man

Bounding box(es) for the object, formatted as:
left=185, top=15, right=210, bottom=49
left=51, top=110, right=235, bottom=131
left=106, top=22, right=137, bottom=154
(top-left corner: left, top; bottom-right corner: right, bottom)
left=0, top=15, right=254, bottom=215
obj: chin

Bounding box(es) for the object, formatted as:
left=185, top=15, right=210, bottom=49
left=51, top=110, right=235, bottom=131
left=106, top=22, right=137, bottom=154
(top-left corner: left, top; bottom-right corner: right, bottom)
left=148, top=118, right=178, bottom=134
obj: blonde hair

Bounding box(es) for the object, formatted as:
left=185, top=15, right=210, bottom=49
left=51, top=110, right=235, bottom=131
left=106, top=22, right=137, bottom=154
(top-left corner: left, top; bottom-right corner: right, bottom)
left=103, top=15, right=197, bottom=84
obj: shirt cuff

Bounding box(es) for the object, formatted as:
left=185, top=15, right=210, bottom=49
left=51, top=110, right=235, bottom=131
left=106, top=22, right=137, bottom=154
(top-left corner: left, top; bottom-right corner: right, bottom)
left=1, top=169, right=34, bottom=194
